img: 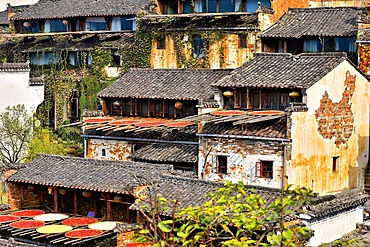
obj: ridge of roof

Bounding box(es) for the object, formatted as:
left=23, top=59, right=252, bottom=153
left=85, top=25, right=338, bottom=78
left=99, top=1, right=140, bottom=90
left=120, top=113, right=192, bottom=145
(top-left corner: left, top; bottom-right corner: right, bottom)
left=0, top=62, right=30, bottom=71
left=288, top=6, right=367, bottom=11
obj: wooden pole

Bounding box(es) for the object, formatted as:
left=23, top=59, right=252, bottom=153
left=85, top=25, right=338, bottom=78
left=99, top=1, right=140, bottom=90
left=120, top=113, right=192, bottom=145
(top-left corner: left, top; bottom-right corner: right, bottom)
left=20, top=184, right=24, bottom=208
left=107, top=193, right=112, bottom=220
left=74, top=190, right=78, bottom=215
left=53, top=188, right=58, bottom=212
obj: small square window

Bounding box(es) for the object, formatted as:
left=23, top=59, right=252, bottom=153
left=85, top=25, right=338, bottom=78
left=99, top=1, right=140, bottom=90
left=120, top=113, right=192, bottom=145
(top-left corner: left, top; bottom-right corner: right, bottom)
left=333, top=156, right=339, bottom=172
left=157, top=38, right=166, bottom=49
left=255, top=161, right=273, bottom=178
left=217, top=156, right=227, bottom=174
left=238, top=34, right=247, bottom=48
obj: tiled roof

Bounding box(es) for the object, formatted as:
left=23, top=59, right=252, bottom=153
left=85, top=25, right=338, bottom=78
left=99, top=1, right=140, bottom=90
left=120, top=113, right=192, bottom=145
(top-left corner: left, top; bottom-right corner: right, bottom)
left=201, top=116, right=287, bottom=139
left=259, top=7, right=369, bottom=38
left=98, top=68, right=230, bottom=101
left=9, top=33, right=135, bottom=53
left=84, top=121, right=198, bottom=142
left=0, top=62, right=30, bottom=71
left=29, top=76, right=44, bottom=85
left=6, top=154, right=172, bottom=194
left=357, top=29, right=370, bottom=42
left=131, top=143, right=198, bottom=163
left=0, top=10, right=8, bottom=25
left=305, top=187, right=370, bottom=220
left=139, top=13, right=258, bottom=30
left=214, top=52, right=348, bottom=89
left=11, top=0, right=151, bottom=20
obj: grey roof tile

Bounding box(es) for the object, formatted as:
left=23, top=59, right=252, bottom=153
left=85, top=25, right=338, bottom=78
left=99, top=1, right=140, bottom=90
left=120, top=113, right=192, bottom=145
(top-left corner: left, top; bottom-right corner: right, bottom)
left=202, top=116, right=287, bottom=139
left=84, top=122, right=198, bottom=142
left=0, top=10, right=8, bottom=25
left=132, top=143, right=198, bottom=163
left=11, top=33, right=135, bottom=53
left=11, top=0, right=151, bottom=20
left=0, top=62, right=30, bottom=71
left=214, top=52, right=348, bottom=89
left=6, top=154, right=172, bottom=194
left=259, top=7, right=369, bottom=38
left=98, top=68, right=231, bottom=101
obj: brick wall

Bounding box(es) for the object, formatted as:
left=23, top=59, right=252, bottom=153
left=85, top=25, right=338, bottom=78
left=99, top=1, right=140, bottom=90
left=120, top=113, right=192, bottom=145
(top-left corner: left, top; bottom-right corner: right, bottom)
left=7, top=182, right=43, bottom=210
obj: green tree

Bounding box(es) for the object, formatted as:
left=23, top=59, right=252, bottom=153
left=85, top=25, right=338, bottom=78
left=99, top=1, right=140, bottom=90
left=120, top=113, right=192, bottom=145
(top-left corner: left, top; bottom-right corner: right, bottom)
left=134, top=182, right=314, bottom=247
left=26, top=127, right=70, bottom=162
left=0, top=105, right=33, bottom=163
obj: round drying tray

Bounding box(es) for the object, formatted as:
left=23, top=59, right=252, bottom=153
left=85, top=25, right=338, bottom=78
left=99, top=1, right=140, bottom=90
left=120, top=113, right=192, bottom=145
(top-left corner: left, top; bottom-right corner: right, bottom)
left=88, top=221, right=122, bottom=231
left=36, top=225, right=73, bottom=234
left=33, top=213, right=69, bottom=222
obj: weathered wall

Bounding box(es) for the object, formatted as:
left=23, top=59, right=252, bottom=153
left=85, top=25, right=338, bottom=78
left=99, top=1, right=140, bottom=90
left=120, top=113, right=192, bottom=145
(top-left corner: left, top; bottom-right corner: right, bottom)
left=151, top=33, right=257, bottom=69
left=271, top=0, right=309, bottom=22
left=87, top=138, right=131, bottom=161
left=289, top=63, right=370, bottom=195
left=6, top=182, right=44, bottom=210
left=198, top=137, right=288, bottom=188
left=303, top=206, right=364, bottom=246
left=309, top=0, right=370, bottom=7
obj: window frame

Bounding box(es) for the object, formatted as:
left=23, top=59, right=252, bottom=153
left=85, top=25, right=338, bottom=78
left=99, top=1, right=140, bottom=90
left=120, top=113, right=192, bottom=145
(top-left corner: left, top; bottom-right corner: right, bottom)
left=238, top=34, right=247, bottom=49
left=156, top=38, right=166, bottom=50
left=255, top=161, right=273, bottom=179
left=217, top=155, right=228, bottom=174
left=332, top=156, right=339, bottom=172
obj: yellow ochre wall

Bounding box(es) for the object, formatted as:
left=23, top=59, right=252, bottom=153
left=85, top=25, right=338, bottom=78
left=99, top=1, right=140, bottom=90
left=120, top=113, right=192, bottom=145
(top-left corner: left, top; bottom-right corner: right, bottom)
left=289, top=62, right=370, bottom=195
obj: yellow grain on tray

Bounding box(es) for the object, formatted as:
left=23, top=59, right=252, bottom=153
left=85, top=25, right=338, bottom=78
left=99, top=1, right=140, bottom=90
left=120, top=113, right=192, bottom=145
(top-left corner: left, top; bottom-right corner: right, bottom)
left=88, top=221, right=122, bottom=231
left=36, top=225, right=73, bottom=234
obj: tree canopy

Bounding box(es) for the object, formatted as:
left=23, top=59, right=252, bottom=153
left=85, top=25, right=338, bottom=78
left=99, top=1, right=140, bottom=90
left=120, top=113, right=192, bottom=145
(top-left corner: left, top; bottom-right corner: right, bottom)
left=134, top=181, right=314, bottom=247
left=0, top=104, right=33, bottom=163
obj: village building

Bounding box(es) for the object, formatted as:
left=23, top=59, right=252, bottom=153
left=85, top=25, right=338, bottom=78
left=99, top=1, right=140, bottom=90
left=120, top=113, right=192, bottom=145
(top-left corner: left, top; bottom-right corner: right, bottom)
left=191, top=52, right=370, bottom=196
left=259, top=6, right=370, bottom=64
left=0, top=154, right=367, bottom=246
left=9, top=0, right=150, bottom=33
left=82, top=68, right=230, bottom=173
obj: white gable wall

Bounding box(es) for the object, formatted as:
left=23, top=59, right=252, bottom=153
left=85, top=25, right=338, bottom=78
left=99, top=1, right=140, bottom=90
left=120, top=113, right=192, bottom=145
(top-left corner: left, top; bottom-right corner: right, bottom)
left=302, top=206, right=364, bottom=246
left=0, top=69, right=44, bottom=114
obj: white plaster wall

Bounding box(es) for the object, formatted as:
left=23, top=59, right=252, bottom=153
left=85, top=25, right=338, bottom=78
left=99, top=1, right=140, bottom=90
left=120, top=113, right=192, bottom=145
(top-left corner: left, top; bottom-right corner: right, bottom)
left=0, top=70, right=44, bottom=115
left=303, top=206, right=363, bottom=246
left=199, top=140, right=283, bottom=188
left=0, top=0, right=39, bottom=11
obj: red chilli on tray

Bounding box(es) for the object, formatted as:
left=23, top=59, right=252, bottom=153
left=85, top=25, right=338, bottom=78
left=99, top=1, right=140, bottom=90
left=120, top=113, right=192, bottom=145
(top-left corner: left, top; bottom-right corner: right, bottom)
left=10, top=220, right=45, bottom=229
left=134, top=122, right=166, bottom=128
left=109, top=120, right=141, bottom=125
left=65, top=229, right=103, bottom=239
left=210, top=110, right=247, bottom=116
left=0, top=215, right=20, bottom=223
left=164, top=122, right=195, bottom=127
left=83, top=117, right=115, bottom=123
left=12, top=209, right=45, bottom=217
left=62, top=217, right=98, bottom=227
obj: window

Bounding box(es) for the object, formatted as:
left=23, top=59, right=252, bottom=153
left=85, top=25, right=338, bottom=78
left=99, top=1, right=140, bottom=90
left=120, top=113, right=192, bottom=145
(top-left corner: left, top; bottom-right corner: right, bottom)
left=238, top=34, right=247, bottom=48
left=217, top=156, right=227, bottom=174
left=193, top=36, right=205, bottom=58
left=255, top=161, right=273, bottom=178
left=333, top=156, right=339, bottom=172
left=157, top=38, right=166, bottom=50
left=101, top=149, right=106, bottom=157
left=113, top=52, right=121, bottom=66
